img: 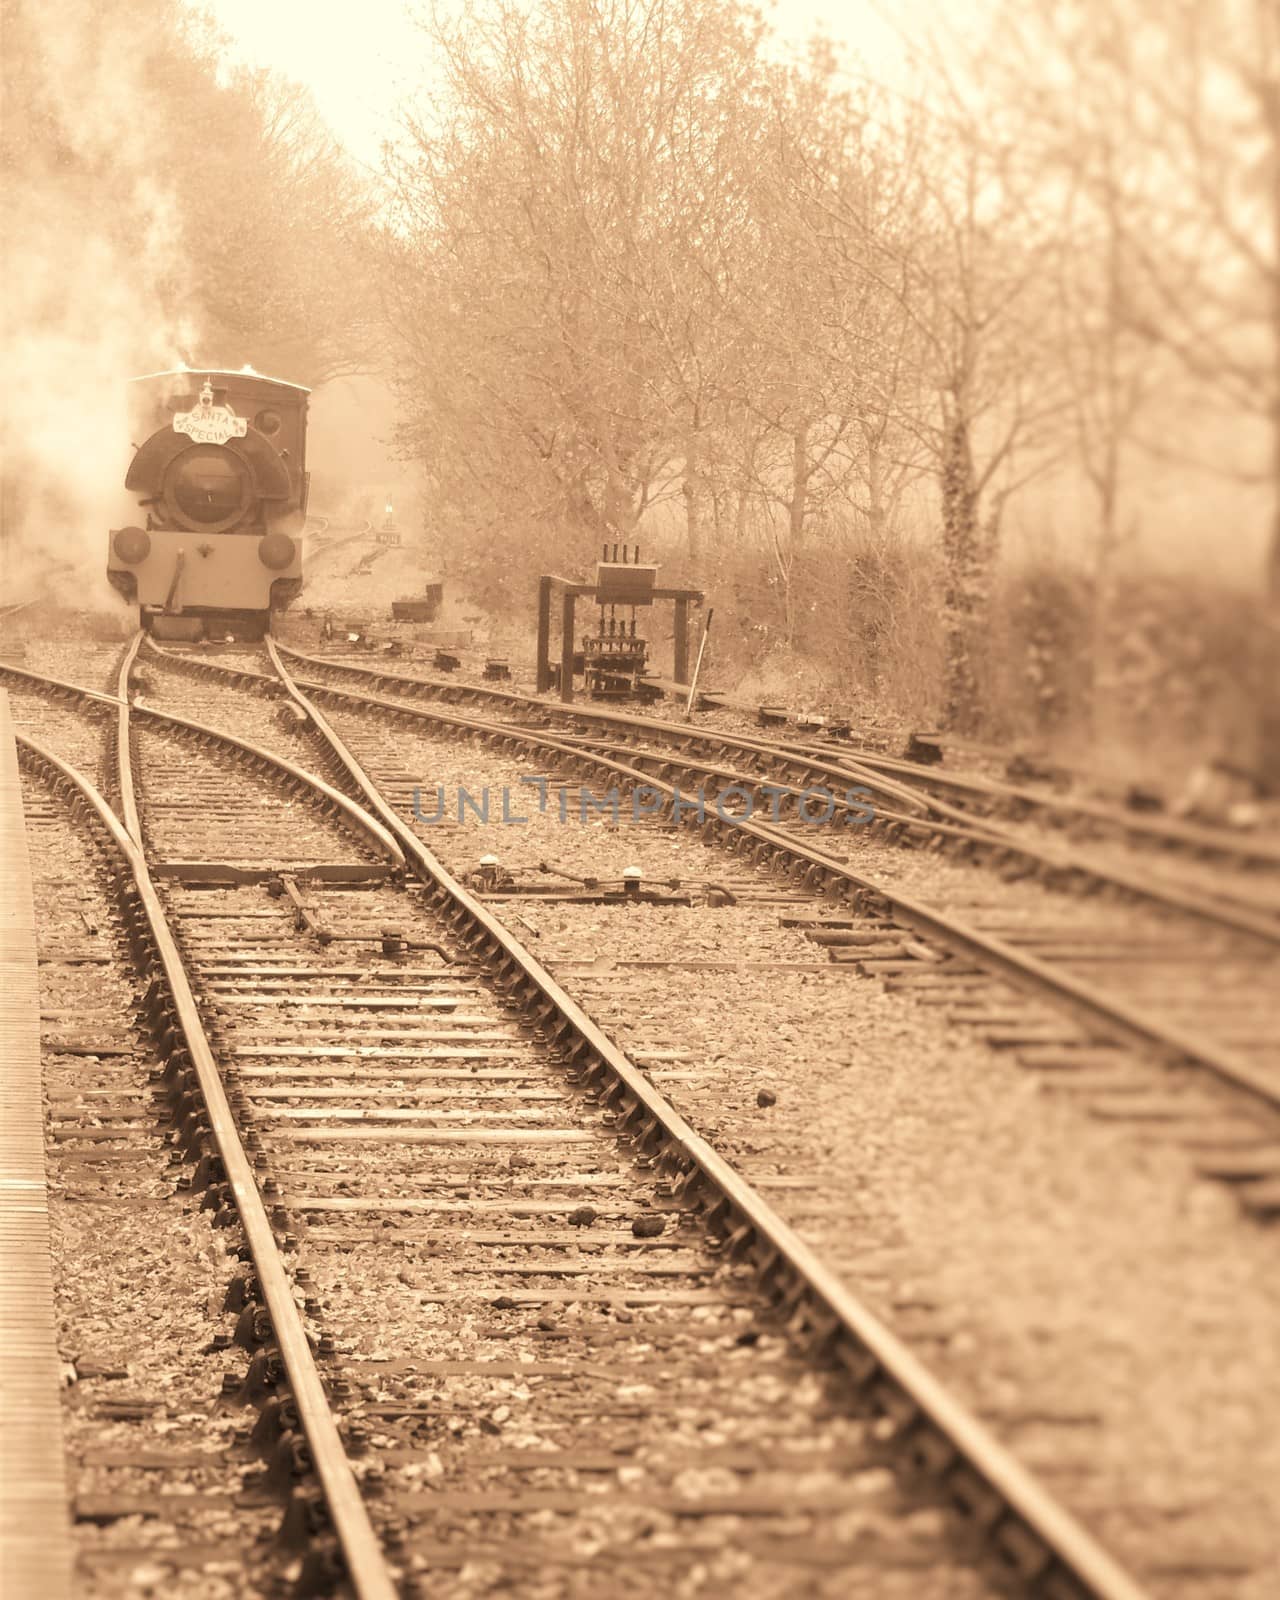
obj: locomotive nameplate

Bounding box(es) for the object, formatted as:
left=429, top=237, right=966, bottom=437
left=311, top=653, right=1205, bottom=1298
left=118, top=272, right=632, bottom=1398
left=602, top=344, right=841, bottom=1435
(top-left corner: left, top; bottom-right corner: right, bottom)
left=173, top=379, right=249, bottom=446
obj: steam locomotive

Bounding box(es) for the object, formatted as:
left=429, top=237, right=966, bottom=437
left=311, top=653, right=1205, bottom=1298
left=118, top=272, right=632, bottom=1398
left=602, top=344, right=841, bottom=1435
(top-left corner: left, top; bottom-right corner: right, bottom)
left=107, top=367, right=308, bottom=639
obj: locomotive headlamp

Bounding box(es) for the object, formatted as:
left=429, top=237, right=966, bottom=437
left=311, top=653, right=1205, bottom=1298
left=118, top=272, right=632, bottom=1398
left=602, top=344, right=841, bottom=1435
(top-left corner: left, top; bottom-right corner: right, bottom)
left=112, top=526, right=151, bottom=564
left=258, top=533, right=297, bottom=570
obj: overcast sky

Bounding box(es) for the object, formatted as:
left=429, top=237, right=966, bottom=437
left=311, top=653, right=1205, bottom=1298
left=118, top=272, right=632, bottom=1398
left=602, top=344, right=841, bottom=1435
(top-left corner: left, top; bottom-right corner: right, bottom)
left=190, top=0, right=922, bottom=169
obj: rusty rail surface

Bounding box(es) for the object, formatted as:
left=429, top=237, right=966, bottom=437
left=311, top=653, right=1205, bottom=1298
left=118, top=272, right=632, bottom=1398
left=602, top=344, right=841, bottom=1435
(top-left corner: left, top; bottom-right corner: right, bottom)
left=262, top=638, right=1153, bottom=1600
left=16, top=726, right=400, bottom=1600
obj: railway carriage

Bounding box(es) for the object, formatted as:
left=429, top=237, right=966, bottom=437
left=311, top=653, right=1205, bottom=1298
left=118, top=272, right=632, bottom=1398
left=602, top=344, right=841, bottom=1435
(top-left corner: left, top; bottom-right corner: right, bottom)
left=107, top=367, right=309, bottom=639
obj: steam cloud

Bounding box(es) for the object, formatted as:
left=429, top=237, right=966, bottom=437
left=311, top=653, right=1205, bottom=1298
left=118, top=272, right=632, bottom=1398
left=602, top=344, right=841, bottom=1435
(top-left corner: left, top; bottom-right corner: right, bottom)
left=1, top=0, right=199, bottom=609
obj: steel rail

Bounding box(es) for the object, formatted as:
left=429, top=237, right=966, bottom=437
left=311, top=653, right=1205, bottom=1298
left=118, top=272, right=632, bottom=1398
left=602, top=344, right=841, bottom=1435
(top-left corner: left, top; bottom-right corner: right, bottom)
left=274, top=641, right=936, bottom=811
left=30, top=639, right=1275, bottom=1108
left=0, top=655, right=406, bottom=869
left=17, top=640, right=1152, bottom=1587
left=581, top=733, right=1280, bottom=945
left=270, top=643, right=1278, bottom=941
left=116, top=632, right=143, bottom=841
left=740, top=814, right=1280, bottom=1109
left=301, top=523, right=370, bottom=571
left=14, top=730, right=399, bottom=1600
left=253, top=662, right=1280, bottom=1118
left=274, top=640, right=1280, bottom=865
left=263, top=639, right=1150, bottom=1600
left=779, top=740, right=1280, bottom=918
left=808, top=743, right=1280, bottom=868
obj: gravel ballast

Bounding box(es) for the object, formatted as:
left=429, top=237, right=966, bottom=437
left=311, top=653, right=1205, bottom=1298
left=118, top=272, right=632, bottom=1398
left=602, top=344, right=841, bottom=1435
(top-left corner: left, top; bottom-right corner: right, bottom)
left=11, top=636, right=1278, bottom=1596
left=313, top=701, right=1280, bottom=1600
left=23, top=770, right=287, bottom=1598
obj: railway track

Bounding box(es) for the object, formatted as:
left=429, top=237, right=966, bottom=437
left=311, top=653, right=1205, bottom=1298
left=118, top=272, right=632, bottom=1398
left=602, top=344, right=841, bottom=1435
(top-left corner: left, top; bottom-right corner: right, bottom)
left=301, top=520, right=374, bottom=573
left=269, top=640, right=1280, bottom=884
left=164, top=640, right=1280, bottom=931
left=4, top=644, right=1159, bottom=1597
left=256, top=641, right=1280, bottom=953
left=11, top=665, right=397, bottom=1596
left=17, top=760, right=311, bottom=1594
left=127, top=644, right=1280, bottom=1210
left=806, top=737, right=1273, bottom=855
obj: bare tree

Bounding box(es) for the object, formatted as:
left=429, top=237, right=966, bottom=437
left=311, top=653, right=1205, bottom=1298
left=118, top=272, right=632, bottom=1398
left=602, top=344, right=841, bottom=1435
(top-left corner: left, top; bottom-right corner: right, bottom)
left=687, top=56, right=932, bottom=642
left=988, top=0, right=1280, bottom=777
left=385, top=0, right=775, bottom=592
left=806, top=72, right=1066, bottom=730
left=181, top=69, right=381, bottom=386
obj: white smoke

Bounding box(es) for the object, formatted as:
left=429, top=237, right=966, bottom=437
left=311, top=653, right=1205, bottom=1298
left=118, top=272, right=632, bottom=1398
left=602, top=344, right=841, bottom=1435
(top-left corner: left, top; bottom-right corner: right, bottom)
left=0, top=0, right=200, bottom=607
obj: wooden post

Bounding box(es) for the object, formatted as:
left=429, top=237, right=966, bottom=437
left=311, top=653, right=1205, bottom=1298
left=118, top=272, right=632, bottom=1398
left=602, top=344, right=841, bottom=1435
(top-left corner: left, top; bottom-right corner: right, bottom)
left=685, top=607, right=713, bottom=717
left=673, top=594, right=690, bottom=684
left=560, top=590, right=576, bottom=704
left=535, top=576, right=553, bottom=693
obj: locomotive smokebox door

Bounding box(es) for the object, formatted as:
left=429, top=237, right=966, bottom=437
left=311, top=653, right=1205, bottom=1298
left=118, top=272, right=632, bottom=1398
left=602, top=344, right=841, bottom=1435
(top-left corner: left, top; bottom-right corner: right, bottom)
left=595, top=563, right=657, bottom=607
left=110, top=366, right=309, bottom=635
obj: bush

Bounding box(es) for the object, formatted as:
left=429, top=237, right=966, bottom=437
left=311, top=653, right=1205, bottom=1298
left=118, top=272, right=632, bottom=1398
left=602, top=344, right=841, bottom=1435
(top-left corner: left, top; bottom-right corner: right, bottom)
left=981, top=564, right=1095, bottom=744
left=446, top=502, right=1265, bottom=782
left=1091, top=573, right=1265, bottom=778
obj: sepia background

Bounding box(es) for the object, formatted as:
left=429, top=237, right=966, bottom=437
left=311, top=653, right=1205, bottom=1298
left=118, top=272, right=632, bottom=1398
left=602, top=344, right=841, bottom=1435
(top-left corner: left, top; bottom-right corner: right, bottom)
left=3, top=0, right=1277, bottom=788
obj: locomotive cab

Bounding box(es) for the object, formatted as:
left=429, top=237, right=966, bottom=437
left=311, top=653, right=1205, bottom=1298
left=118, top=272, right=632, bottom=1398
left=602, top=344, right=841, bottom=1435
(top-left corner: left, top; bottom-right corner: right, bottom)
left=107, top=366, right=309, bottom=639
